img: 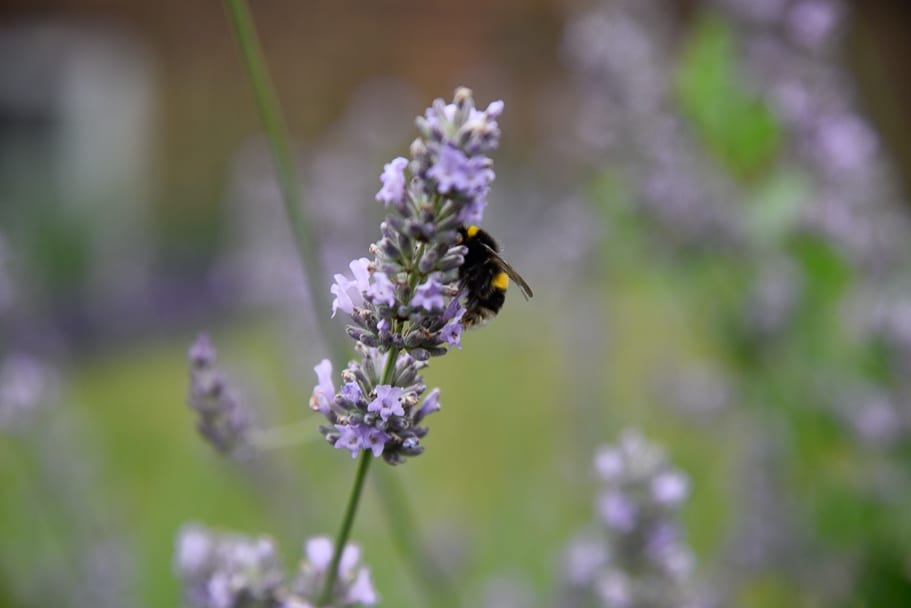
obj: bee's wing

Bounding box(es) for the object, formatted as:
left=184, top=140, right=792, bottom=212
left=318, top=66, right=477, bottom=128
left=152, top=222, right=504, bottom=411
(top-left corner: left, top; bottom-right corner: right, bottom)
left=479, top=242, right=534, bottom=300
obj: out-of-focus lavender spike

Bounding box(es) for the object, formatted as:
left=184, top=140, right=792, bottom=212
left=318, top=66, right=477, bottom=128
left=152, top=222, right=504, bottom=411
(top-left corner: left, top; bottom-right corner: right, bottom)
left=174, top=524, right=378, bottom=608
left=0, top=353, right=59, bottom=431
left=186, top=333, right=254, bottom=457
left=557, top=430, right=697, bottom=608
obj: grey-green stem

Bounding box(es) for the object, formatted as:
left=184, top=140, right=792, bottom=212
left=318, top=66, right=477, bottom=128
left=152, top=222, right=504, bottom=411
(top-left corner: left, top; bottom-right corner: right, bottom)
left=318, top=347, right=400, bottom=605
left=223, top=0, right=346, bottom=364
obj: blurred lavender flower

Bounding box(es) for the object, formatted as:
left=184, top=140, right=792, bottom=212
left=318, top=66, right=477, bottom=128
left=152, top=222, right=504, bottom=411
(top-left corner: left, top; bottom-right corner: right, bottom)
left=186, top=333, right=253, bottom=456
left=176, top=524, right=285, bottom=608
left=559, top=430, right=697, bottom=608
left=562, top=0, right=911, bottom=603
left=786, top=0, right=843, bottom=51
left=0, top=352, right=58, bottom=430
left=725, top=0, right=910, bottom=271
left=566, top=0, right=909, bottom=270
left=562, top=0, right=744, bottom=251
left=310, top=87, right=504, bottom=464
left=843, top=390, right=905, bottom=446
left=174, top=525, right=377, bottom=608
left=287, top=537, right=378, bottom=607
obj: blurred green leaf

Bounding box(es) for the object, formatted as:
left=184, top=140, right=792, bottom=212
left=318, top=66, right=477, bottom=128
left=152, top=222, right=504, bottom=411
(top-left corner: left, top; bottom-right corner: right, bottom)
left=676, top=15, right=782, bottom=179
left=746, top=170, right=811, bottom=247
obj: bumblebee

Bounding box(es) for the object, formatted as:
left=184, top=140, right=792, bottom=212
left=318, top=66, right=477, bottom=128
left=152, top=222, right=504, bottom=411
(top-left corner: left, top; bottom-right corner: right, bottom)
left=458, top=225, right=533, bottom=326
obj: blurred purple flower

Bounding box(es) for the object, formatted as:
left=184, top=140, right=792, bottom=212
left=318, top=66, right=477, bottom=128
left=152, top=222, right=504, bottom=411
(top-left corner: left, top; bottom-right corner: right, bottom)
left=174, top=525, right=377, bottom=608
left=186, top=334, right=253, bottom=456
left=558, top=430, right=696, bottom=607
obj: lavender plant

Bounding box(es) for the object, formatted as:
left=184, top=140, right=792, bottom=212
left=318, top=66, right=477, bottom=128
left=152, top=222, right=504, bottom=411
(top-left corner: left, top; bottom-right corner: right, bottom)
left=559, top=430, right=696, bottom=608
left=304, top=86, right=504, bottom=603
left=178, top=83, right=506, bottom=606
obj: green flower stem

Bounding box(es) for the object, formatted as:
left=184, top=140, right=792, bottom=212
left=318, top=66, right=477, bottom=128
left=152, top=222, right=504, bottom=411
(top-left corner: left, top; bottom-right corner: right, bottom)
left=318, top=346, right=400, bottom=604
left=319, top=449, right=372, bottom=606
left=223, top=0, right=346, bottom=364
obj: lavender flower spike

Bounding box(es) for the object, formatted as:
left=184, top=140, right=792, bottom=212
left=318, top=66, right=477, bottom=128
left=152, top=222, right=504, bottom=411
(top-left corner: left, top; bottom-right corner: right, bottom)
left=174, top=523, right=284, bottom=608
left=173, top=525, right=377, bottom=608
left=310, top=87, right=504, bottom=464
left=186, top=333, right=253, bottom=456
left=559, top=430, right=697, bottom=608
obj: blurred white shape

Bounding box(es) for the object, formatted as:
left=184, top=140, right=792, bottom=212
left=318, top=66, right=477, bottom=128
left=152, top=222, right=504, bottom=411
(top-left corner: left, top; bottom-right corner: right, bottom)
left=0, top=23, right=158, bottom=304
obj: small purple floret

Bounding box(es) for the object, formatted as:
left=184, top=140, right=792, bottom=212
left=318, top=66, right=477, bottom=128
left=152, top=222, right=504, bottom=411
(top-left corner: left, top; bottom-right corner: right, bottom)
left=376, top=157, right=408, bottom=209
left=427, top=145, right=494, bottom=200
left=416, top=388, right=441, bottom=422
left=330, top=258, right=371, bottom=317
left=457, top=193, right=488, bottom=225
left=334, top=424, right=363, bottom=458
left=440, top=307, right=465, bottom=349
left=368, top=385, right=404, bottom=420
left=411, top=277, right=446, bottom=311
left=341, top=382, right=362, bottom=403
left=362, top=428, right=390, bottom=458
left=365, top=272, right=396, bottom=307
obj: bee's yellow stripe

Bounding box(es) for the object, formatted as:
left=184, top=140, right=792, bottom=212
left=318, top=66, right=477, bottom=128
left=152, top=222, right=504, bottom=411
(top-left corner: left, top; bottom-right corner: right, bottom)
left=466, top=225, right=480, bottom=238
left=492, top=271, right=509, bottom=291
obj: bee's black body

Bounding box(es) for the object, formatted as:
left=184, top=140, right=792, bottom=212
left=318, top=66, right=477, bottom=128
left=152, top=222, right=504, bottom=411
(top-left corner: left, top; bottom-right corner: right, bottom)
left=458, top=225, right=532, bottom=326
